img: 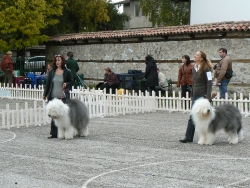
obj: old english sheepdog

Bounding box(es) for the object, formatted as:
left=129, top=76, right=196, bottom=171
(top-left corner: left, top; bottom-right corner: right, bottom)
left=46, top=98, right=89, bottom=139
left=191, top=98, right=244, bottom=145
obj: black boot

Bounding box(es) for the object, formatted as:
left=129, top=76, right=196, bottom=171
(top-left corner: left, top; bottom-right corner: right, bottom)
left=179, top=116, right=195, bottom=143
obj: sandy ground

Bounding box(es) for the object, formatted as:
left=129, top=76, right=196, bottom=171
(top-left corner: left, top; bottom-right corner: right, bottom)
left=0, top=100, right=250, bottom=188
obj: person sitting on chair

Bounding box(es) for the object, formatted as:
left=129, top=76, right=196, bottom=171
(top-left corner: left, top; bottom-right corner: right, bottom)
left=155, top=68, right=168, bottom=95
left=99, top=67, right=120, bottom=94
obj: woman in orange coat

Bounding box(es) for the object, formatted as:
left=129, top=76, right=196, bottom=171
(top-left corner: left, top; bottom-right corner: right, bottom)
left=177, top=55, right=193, bottom=98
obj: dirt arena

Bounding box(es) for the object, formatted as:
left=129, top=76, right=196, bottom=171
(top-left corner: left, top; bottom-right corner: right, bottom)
left=0, top=108, right=250, bottom=188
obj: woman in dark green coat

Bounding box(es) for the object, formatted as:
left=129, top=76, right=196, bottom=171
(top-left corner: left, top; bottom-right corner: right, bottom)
left=66, top=51, right=79, bottom=87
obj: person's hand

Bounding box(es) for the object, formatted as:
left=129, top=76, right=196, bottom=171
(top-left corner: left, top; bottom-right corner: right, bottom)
left=63, top=83, right=66, bottom=89
left=42, top=96, right=46, bottom=100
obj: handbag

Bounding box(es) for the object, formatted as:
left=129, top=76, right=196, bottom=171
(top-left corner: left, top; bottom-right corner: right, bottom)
left=213, top=64, right=217, bottom=70
left=225, top=70, right=233, bottom=79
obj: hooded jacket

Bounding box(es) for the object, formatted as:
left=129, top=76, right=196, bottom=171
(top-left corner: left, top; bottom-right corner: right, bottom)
left=145, top=59, right=158, bottom=87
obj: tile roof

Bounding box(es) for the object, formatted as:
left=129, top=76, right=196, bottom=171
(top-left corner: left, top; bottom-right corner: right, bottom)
left=49, top=21, right=250, bottom=42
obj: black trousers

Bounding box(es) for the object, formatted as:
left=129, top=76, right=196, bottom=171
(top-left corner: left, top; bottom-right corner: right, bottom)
left=181, top=85, right=191, bottom=98
left=96, top=82, right=104, bottom=89
left=185, top=116, right=195, bottom=142
left=184, top=95, right=209, bottom=142
left=49, top=97, right=67, bottom=137
left=148, top=86, right=157, bottom=96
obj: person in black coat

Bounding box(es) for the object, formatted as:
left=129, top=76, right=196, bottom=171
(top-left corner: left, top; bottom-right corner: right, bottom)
left=43, top=54, right=73, bottom=139
left=144, top=55, right=158, bottom=95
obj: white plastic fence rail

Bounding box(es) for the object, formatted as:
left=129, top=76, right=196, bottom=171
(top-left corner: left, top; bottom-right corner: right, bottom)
left=0, top=101, right=47, bottom=129
left=0, top=84, right=44, bottom=100
left=71, top=88, right=156, bottom=118
left=0, top=86, right=250, bottom=129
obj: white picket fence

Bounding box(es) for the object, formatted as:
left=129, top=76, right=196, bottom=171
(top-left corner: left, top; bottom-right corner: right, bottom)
left=0, top=85, right=250, bottom=129
left=1, top=101, right=47, bottom=129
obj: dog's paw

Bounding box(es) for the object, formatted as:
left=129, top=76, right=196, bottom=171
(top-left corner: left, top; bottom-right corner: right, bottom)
left=205, top=142, right=214, bottom=145
left=229, top=136, right=239, bottom=144
left=198, top=140, right=205, bottom=145
left=229, top=140, right=238, bottom=144
left=65, top=136, right=73, bottom=140
left=80, top=133, right=88, bottom=137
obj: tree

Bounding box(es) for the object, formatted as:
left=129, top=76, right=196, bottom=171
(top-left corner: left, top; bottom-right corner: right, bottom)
left=140, top=0, right=189, bottom=27
left=48, top=0, right=111, bottom=34
left=0, top=0, right=63, bottom=52
left=96, top=3, right=130, bottom=31
left=45, top=0, right=130, bottom=35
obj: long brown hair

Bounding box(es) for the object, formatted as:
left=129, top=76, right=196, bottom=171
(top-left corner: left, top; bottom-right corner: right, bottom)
left=198, top=51, right=213, bottom=74
left=52, top=54, right=66, bottom=69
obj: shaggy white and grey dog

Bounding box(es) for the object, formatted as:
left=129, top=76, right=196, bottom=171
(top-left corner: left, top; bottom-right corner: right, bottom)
left=191, top=98, right=244, bottom=145
left=46, top=98, right=89, bottom=139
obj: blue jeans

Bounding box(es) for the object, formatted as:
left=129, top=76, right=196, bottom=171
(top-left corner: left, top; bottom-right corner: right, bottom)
left=184, top=95, right=207, bottom=142
left=219, top=79, right=230, bottom=99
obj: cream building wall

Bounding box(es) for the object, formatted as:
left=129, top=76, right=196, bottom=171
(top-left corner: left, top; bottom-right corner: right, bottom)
left=123, top=0, right=152, bottom=29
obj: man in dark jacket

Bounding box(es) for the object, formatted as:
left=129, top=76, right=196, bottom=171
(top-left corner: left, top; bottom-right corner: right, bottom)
left=66, top=51, right=79, bottom=88
left=144, top=55, right=158, bottom=95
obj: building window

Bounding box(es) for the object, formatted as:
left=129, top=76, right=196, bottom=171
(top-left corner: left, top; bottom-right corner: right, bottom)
left=135, top=4, right=140, bottom=17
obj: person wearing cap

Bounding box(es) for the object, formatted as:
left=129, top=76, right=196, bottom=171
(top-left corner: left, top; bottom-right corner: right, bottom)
left=99, top=67, right=120, bottom=94
left=1, top=51, right=14, bottom=87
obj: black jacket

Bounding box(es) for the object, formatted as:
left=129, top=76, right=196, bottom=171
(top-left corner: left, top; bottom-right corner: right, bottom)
left=43, top=68, right=73, bottom=100
left=145, top=60, right=158, bottom=87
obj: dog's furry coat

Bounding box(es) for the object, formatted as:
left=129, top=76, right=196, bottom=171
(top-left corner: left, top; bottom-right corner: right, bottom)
left=46, top=98, right=89, bottom=139
left=191, top=98, right=244, bottom=145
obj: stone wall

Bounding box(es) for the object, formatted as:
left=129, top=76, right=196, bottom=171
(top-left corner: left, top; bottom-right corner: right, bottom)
left=46, top=38, right=250, bottom=97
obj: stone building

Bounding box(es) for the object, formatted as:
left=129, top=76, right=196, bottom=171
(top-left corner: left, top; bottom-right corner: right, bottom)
left=45, top=21, right=250, bottom=96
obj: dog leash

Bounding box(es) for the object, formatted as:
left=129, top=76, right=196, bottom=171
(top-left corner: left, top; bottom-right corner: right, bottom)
left=60, top=85, right=66, bottom=100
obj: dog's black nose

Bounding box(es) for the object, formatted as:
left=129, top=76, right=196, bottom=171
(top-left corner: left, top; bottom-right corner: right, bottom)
left=207, top=109, right=210, bottom=112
